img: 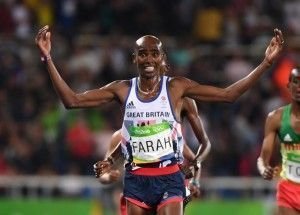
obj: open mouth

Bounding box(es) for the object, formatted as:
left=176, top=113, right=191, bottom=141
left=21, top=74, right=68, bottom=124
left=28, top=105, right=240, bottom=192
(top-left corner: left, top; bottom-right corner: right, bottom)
left=144, top=66, right=154, bottom=72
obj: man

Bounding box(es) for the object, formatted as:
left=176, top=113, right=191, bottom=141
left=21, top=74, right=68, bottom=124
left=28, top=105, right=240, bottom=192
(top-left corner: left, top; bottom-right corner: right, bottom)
left=94, top=96, right=210, bottom=214
left=94, top=58, right=209, bottom=215
left=257, top=67, right=300, bottom=215
left=35, top=25, right=283, bottom=215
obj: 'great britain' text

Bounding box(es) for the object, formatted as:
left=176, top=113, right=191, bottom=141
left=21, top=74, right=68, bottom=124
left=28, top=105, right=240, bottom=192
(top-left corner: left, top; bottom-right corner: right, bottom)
left=126, top=111, right=170, bottom=118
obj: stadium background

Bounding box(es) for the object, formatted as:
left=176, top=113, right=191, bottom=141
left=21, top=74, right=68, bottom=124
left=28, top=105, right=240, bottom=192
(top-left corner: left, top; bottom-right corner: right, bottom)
left=0, top=0, right=300, bottom=214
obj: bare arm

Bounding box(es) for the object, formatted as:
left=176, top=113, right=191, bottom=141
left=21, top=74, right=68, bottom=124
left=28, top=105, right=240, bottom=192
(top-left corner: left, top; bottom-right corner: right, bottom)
left=94, top=130, right=123, bottom=184
left=188, top=162, right=201, bottom=198
left=182, top=98, right=211, bottom=163
left=257, top=109, right=281, bottom=180
left=104, top=130, right=123, bottom=162
left=171, top=29, right=284, bottom=103
left=179, top=98, right=210, bottom=181
left=182, top=134, right=202, bottom=198
left=35, top=25, right=124, bottom=109
left=182, top=144, right=202, bottom=198
left=183, top=144, right=196, bottom=162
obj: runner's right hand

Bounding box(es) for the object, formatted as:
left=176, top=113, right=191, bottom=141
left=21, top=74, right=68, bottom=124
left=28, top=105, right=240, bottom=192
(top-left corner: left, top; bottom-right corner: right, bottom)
left=262, top=166, right=279, bottom=180
left=93, top=160, right=113, bottom=178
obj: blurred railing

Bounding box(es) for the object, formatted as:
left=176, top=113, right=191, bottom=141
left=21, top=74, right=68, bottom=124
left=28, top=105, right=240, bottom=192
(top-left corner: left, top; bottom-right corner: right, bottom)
left=0, top=176, right=277, bottom=199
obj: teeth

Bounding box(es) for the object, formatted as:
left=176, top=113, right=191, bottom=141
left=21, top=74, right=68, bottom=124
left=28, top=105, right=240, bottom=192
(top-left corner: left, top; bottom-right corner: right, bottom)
left=145, top=66, right=154, bottom=72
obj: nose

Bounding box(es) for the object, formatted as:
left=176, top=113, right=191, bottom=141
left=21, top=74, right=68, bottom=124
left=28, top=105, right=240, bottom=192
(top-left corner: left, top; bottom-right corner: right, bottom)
left=145, top=54, right=154, bottom=63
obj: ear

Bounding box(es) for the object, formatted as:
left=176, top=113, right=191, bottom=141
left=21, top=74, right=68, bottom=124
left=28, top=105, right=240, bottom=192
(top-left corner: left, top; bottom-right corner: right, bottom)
left=132, top=52, right=136, bottom=64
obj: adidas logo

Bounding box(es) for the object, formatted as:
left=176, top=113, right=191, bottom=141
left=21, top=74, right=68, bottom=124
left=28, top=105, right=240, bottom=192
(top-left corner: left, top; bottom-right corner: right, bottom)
left=284, top=134, right=292, bottom=142
left=126, top=101, right=136, bottom=109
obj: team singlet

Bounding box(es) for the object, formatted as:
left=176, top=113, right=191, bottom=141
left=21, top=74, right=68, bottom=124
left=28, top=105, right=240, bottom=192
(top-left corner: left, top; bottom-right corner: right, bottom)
left=278, top=104, right=300, bottom=183
left=121, top=76, right=183, bottom=169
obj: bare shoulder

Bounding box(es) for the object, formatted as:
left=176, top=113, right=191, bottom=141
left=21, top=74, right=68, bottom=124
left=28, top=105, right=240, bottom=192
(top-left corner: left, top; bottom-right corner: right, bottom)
left=112, top=129, right=122, bottom=139
left=101, top=79, right=131, bottom=94
left=168, top=76, right=194, bottom=86
left=101, top=79, right=131, bottom=90
left=110, top=129, right=122, bottom=149
left=267, top=107, right=284, bottom=119
left=182, top=97, right=198, bottom=116
left=168, top=76, right=196, bottom=96
left=182, top=97, right=196, bottom=107
left=98, top=79, right=131, bottom=103
left=266, top=107, right=284, bottom=127
left=183, top=94, right=196, bottom=101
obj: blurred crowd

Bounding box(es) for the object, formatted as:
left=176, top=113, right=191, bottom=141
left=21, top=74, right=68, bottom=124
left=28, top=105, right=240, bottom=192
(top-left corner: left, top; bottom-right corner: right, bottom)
left=1, top=0, right=300, bottom=179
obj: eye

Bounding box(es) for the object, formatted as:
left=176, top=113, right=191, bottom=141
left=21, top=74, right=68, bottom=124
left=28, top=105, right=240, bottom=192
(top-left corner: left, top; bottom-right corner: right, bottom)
left=292, top=78, right=300, bottom=85
left=138, top=52, right=146, bottom=58
left=152, top=52, right=160, bottom=58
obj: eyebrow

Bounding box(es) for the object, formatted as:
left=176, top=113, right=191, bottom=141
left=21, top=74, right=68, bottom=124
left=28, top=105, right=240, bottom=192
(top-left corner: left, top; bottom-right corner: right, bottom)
left=136, top=47, right=162, bottom=57
left=137, top=49, right=160, bottom=53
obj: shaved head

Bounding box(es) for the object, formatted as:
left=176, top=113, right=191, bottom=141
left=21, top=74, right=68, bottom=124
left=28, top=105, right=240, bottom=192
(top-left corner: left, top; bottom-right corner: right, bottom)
left=135, top=35, right=163, bottom=50
left=132, top=35, right=165, bottom=79
left=289, top=67, right=300, bottom=82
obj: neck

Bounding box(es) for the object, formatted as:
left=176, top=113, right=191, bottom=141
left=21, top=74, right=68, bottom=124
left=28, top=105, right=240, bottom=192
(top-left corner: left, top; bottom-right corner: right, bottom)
left=138, top=76, right=161, bottom=95
left=292, top=102, right=300, bottom=115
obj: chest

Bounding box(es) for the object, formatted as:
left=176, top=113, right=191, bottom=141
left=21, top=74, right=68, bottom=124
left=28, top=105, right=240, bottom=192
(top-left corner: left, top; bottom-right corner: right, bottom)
left=125, top=93, right=172, bottom=120
left=290, top=114, right=300, bottom=134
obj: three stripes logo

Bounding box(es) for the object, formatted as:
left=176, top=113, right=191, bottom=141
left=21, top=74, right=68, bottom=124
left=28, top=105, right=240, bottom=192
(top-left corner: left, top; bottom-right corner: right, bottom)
left=284, top=134, right=292, bottom=142
left=126, top=101, right=136, bottom=109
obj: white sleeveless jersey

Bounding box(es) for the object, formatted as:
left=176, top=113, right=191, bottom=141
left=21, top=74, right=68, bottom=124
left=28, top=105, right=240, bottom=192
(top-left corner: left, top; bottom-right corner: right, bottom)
left=121, top=76, right=183, bottom=169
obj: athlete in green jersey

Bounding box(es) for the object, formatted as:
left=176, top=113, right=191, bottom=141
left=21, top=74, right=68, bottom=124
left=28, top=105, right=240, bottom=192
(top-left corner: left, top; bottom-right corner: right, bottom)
left=258, top=67, right=300, bottom=214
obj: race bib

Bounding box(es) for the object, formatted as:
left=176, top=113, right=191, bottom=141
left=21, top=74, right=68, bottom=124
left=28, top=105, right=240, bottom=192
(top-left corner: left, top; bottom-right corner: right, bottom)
left=128, top=122, right=174, bottom=163
left=286, top=153, right=300, bottom=183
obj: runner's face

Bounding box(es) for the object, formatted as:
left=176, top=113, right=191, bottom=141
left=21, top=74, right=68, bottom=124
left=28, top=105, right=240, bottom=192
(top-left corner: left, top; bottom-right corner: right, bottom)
left=134, top=37, right=164, bottom=78
left=289, top=69, right=300, bottom=102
